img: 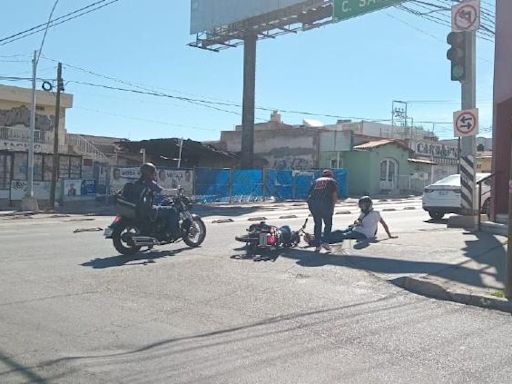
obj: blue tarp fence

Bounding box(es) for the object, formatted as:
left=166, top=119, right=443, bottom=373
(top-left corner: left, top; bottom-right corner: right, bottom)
left=194, top=168, right=348, bottom=203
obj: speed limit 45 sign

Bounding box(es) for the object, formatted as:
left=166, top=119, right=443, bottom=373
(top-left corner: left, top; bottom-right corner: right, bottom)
left=454, top=108, right=479, bottom=137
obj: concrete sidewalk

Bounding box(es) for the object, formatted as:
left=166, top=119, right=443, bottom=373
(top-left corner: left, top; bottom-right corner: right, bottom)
left=324, top=229, right=510, bottom=313
left=0, top=196, right=422, bottom=218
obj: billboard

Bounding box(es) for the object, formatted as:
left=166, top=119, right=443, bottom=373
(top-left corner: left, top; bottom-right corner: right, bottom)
left=109, top=167, right=194, bottom=196
left=190, top=0, right=309, bottom=34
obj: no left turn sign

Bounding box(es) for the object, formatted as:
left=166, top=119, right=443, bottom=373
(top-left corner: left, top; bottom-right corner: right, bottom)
left=452, top=0, right=480, bottom=32
left=454, top=108, right=479, bottom=137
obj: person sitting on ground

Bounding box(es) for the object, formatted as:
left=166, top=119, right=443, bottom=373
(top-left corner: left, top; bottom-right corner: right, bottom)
left=325, top=196, right=398, bottom=244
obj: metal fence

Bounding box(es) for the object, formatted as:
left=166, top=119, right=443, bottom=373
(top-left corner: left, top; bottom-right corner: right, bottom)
left=103, top=166, right=348, bottom=204
left=193, top=168, right=348, bottom=203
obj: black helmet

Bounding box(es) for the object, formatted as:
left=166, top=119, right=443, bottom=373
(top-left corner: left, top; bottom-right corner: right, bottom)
left=358, top=196, right=373, bottom=213
left=140, top=162, right=157, bottom=179
left=322, top=169, right=334, bottom=178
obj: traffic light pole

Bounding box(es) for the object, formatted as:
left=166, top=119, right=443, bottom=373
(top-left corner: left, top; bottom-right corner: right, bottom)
left=459, top=30, right=477, bottom=221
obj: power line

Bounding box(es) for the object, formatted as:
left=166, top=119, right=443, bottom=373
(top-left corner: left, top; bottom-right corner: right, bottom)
left=0, top=75, right=54, bottom=82
left=68, top=79, right=392, bottom=123
left=74, top=106, right=219, bottom=132
left=45, top=56, right=392, bottom=122
left=0, top=0, right=121, bottom=47
left=402, top=0, right=495, bottom=42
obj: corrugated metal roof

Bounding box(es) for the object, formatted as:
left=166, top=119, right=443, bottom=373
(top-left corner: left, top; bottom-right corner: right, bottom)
left=408, top=158, right=437, bottom=165
left=353, top=139, right=410, bottom=151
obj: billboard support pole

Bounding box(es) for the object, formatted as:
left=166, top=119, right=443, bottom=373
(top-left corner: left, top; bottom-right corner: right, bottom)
left=241, top=34, right=257, bottom=169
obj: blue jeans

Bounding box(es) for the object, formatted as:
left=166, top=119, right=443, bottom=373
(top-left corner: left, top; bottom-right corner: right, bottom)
left=308, top=202, right=333, bottom=247
left=326, top=228, right=367, bottom=244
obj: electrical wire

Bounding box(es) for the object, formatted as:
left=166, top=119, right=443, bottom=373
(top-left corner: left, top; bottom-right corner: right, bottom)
left=68, top=79, right=392, bottom=123
left=0, top=0, right=121, bottom=47
left=402, top=0, right=495, bottom=43
left=74, top=106, right=220, bottom=132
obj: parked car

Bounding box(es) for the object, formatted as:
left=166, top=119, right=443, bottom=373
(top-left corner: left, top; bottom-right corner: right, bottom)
left=422, top=173, right=491, bottom=220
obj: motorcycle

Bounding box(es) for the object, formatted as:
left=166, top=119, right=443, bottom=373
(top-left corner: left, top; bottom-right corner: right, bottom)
left=104, top=188, right=206, bottom=255
left=234, top=218, right=308, bottom=253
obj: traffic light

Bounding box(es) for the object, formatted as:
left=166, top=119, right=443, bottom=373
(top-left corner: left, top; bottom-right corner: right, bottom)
left=447, top=31, right=467, bottom=82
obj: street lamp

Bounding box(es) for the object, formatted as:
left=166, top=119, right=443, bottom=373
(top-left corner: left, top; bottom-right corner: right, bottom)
left=21, top=0, right=60, bottom=211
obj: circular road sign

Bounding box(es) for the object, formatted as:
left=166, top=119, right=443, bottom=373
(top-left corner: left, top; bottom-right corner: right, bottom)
left=453, top=2, right=479, bottom=32
left=455, top=110, right=477, bottom=136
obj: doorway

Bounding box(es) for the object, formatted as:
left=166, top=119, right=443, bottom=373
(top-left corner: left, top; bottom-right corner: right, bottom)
left=379, top=158, right=398, bottom=192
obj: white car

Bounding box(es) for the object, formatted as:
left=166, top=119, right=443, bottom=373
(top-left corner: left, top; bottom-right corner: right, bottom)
left=422, top=173, right=491, bottom=220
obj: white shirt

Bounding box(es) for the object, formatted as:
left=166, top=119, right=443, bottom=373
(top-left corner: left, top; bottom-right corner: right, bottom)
left=354, top=210, right=381, bottom=238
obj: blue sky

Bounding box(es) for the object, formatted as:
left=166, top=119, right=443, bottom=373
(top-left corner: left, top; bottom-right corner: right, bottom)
left=0, top=0, right=495, bottom=141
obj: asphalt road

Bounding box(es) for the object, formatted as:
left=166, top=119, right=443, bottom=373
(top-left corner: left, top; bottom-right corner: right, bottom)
left=1, top=204, right=511, bottom=384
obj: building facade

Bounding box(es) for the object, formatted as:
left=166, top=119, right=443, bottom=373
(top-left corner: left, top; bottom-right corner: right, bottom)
left=0, top=84, right=73, bottom=153
left=220, top=111, right=321, bottom=170
left=0, top=84, right=75, bottom=206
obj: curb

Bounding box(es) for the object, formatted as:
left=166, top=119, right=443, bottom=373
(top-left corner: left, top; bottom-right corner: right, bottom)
left=391, top=276, right=512, bottom=314
left=212, top=218, right=234, bottom=224
left=0, top=211, right=40, bottom=218
left=73, top=227, right=103, bottom=233
left=248, top=217, right=267, bottom=222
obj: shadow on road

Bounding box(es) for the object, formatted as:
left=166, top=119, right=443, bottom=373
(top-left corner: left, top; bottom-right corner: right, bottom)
left=423, top=218, right=449, bottom=225
left=0, top=350, right=49, bottom=383
left=194, top=205, right=265, bottom=218
left=31, top=294, right=407, bottom=375
left=462, top=231, right=506, bottom=285
left=81, top=247, right=192, bottom=269
left=278, top=234, right=506, bottom=290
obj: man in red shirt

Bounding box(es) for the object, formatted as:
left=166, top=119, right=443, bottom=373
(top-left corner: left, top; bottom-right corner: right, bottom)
left=307, top=169, right=338, bottom=252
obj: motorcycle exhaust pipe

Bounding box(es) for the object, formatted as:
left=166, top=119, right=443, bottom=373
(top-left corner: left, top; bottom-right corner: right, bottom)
left=131, top=236, right=160, bottom=247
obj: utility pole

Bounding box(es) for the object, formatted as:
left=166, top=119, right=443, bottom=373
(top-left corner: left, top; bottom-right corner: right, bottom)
left=49, top=62, right=62, bottom=209
left=177, top=138, right=184, bottom=168
left=21, top=0, right=59, bottom=211
left=240, top=34, right=257, bottom=169
left=22, top=50, right=39, bottom=211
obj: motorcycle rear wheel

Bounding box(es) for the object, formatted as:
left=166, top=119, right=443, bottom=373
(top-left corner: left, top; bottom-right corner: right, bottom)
left=112, top=223, right=142, bottom=255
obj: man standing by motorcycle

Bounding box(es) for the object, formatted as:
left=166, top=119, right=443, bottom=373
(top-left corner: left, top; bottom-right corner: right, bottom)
left=137, top=163, right=179, bottom=239
left=307, top=169, right=338, bottom=252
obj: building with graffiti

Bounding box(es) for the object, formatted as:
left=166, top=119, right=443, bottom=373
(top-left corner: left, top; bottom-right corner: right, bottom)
left=219, top=111, right=321, bottom=170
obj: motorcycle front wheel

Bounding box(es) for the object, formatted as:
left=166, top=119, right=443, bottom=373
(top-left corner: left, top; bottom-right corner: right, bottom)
left=112, top=223, right=142, bottom=255
left=182, top=217, right=206, bottom=248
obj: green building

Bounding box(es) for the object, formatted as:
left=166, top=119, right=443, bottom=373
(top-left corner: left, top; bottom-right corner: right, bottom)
left=320, top=139, right=435, bottom=196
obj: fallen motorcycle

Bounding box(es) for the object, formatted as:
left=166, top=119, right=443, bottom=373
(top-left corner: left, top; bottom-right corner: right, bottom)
left=235, top=218, right=308, bottom=253
left=104, top=187, right=206, bottom=255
